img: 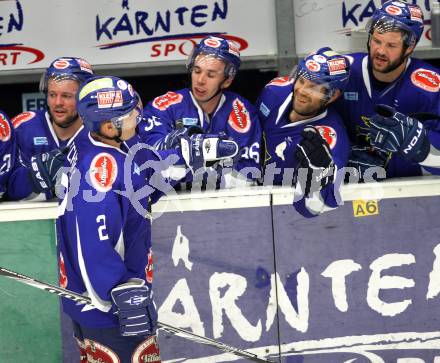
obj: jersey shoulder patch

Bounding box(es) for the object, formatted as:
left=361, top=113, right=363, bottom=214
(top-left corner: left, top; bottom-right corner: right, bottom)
left=152, top=91, right=183, bottom=111
left=0, top=113, right=11, bottom=142
left=410, top=68, right=440, bottom=92
left=267, top=76, right=292, bottom=87
left=315, top=125, right=337, bottom=149
left=12, top=111, right=36, bottom=129
left=89, top=152, right=118, bottom=193
left=228, top=98, right=251, bottom=133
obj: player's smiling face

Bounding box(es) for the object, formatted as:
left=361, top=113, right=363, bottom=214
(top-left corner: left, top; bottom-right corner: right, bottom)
left=47, top=79, right=80, bottom=128
left=369, top=30, right=407, bottom=73
left=191, top=54, right=232, bottom=104
left=292, top=76, right=328, bottom=117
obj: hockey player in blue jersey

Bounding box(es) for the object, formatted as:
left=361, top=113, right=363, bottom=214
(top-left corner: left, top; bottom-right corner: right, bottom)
left=138, top=35, right=262, bottom=189
left=0, top=110, right=16, bottom=199
left=335, top=0, right=440, bottom=179
left=6, top=56, right=94, bottom=200
left=57, top=75, right=238, bottom=362
left=256, top=47, right=350, bottom=217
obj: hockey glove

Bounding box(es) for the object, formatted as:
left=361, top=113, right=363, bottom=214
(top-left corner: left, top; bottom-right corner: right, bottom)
left=346, top=146, right=388, bottom=183
left=111, top=278, right=157, bottom=337
left=28, top=147, right=68, bottom=199
left=369, top=104, right=430, bottom=163
left=180, top=133, right=239, bottom=173
left=293, top=126, right=335, bottom=197
left=160, top=125, right=204, bottom=150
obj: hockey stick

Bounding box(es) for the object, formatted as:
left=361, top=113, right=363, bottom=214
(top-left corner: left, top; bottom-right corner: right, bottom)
left=0, top=266, right=273, bottom=363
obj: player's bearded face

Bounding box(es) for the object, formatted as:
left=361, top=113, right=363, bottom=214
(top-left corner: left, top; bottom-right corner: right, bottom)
left=47, top=79, right=80, bottom=128
left=293, top=77, right=328, bottom=117
left=369, top=31, right=408, bottom=74
left=191, top=55, right=232, bottom=104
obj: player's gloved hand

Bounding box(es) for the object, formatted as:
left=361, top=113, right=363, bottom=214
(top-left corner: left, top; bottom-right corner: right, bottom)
left=111, top=278, right=157, bottom=337
left=293, top=126, right=335, bottom=197
left=161, top=125, right=204, bottom=150
left=180, top=133, right=239, bottom=173
left=369, top=104, right=430, bottom=163
left=346, top=146, right=388, bottom=183
left=28, top=147, right=68, bottom=198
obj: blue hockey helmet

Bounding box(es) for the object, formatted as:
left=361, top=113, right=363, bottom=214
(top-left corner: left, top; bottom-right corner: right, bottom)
left=77, top=76, right=143, bottom=133
left=186, top=36, right=241, bottom=79
left=366, top=1, right=424, bottom=47
left=292, top=47, right=351, bottom=96
left=39, top=57, right=94, bottom=93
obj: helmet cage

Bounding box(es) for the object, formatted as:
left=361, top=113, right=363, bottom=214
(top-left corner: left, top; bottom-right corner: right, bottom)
left=366, top=16, right=416, bottom=48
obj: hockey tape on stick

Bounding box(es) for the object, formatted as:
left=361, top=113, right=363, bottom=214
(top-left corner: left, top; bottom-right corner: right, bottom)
left=0, top=266, right=273, bottom=363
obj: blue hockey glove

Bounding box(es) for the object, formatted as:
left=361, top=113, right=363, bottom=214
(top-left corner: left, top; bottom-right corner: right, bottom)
left=369, top=104, right=430, bottom=163
left=160, top=125, right=204, bottom=150
left=346, top=146, right=388, bottom=183
left=180, top=133, right=239, bottom=173
left=294, top=126, right=335, bottom=196
left=28, top=148, right=68, bottom=198
left=111, top=278, right=157, bottom=337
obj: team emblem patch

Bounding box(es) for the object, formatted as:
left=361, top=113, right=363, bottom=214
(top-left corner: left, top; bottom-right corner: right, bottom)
left=0, top=114, right=11, bottom=142
left=146, top=247, right=154, bottom=284
left=228, top=98, right=251, bottom=133
left=385, top=5, right=403, bottom=16
left=305, top=59, right=320, bottom=72
left=153, top=91, right=183, bottom=111
left=89, top=153, right=118, bottom=192
left=59, top=252, right=68, bottom=289
left=411, top=68, right=440, bottom=92
left=267, top=76, right=292, bottom=87
left=132, top=336, right=161, bottom=363
left=84, top=339, right=120, bottom=363
left=315, top=125, right=337, bottom=149
left=12, top=111, right=35, bottom=129
left=97, top=90, right=123, bottom=108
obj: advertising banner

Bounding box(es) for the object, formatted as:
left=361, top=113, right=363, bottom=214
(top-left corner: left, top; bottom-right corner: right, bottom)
left=0, top=0, right=277, bottom=71
left=294, top=0, right=434, bottom=54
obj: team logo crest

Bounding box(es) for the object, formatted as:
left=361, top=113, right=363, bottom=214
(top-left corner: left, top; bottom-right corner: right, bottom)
left=228, top=98, right=251, bottom=133
left=153, top=91, right=183, bottom=111
left=84, top=339, right=120, bottom=363
left=59, top=252, right=68, bottom=289
left=305, top=59, right=320, bottom=72
left=53, top=59, right=70, bottom=69
left=315, top=125, right=337, bottom=149
left=0, top=114, right=11, bottom=142
left=385, top=5, right=403, bottom=16
left=12, top=111, right=35, bottom=129
left=132, top=336, right=161, bottom=363
left=146, top=248, right=154, bottom=284
left=267, top=76, right=292, bottom=87
left=89, top=153, right=118, bottom=192
left=97, top=90, right=123, bottom=108
left=204, top=37, right=222, bottom=48
left=411, top=68, right=440, bottom=92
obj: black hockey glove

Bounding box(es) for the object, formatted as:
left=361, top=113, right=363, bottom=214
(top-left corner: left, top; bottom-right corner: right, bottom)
left=346, top=146, right=388, bottom=183
left=369, top=104, right=430, bottom=163
left=293, top=126, right=335, bottom=197
left=111, top=278, right=157, bottom=337
left=161, top=125, right=204, bottom=150
left=28, top=147, right=68, bottom=199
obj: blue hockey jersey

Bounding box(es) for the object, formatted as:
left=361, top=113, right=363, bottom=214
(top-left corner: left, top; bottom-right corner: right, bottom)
left=335, top=53, right=440, bottom=177
left=138, top=88, right=262, bottom=182
left=7, top=110, right=83, bottom=200
left=57, top=129, right=185, bottom=328
left=0, top=110, right=16, bottom=199
left=256, top=77, right=350, bottom=217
